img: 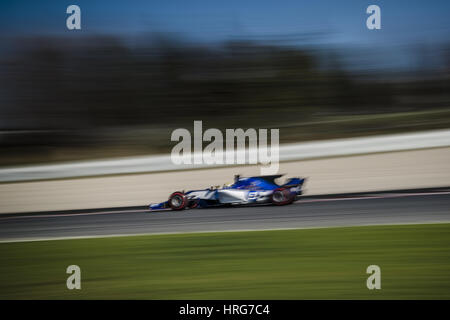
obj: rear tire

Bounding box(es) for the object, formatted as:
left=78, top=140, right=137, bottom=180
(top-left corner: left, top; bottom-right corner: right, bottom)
left=271, top=187, right=295, bottom=206
left=168, top=192, right=188, bottom=210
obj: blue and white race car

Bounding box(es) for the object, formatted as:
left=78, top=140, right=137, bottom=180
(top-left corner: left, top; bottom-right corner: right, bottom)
left=149, top=174, right=306, bottom=211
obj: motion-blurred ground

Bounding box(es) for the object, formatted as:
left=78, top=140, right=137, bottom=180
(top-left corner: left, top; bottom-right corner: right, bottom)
left=1, top=147, right=448, bottom=213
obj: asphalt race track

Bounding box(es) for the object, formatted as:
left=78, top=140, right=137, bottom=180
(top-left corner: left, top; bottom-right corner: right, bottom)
left=1, top=191, right=450, bottom=242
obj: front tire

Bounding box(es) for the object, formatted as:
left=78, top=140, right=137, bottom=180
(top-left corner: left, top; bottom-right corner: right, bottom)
left=168, top=192, right=188, bottom=210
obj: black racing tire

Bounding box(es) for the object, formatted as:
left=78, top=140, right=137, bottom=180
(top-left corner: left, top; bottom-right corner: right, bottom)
left=188, top=199, right=199, bottom=209
left=168, top=192, right=188, bottom=210
left=271, top=187, right=295, bottom=206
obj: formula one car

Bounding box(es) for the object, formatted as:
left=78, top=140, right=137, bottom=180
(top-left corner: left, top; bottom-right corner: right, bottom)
left=149, top=174, right=306, bottom=211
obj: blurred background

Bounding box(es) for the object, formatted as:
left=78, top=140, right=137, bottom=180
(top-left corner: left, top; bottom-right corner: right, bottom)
left=1, top=1, right=450, bottom=301
left=0, top=0, right=449, bottom=166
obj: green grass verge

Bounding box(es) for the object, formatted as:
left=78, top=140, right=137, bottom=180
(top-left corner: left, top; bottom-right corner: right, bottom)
left=1, top=223, right=449, bottom=299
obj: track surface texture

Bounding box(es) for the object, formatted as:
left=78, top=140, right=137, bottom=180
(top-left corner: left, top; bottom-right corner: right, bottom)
left=1, top=190, right=449, bottom=242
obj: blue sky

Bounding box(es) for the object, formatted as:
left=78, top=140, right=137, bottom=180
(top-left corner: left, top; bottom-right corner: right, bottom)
left=0, top=1, right=449, bottom=71
left=1, top=0, right=449, bottom=46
